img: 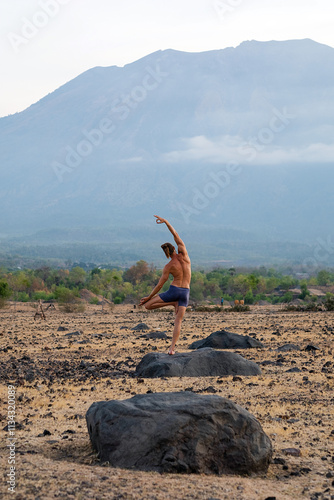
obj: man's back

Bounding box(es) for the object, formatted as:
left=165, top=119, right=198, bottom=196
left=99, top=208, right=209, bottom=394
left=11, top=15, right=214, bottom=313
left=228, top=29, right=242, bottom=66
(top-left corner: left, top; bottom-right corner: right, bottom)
left=167, top=253, right=191, bottom=289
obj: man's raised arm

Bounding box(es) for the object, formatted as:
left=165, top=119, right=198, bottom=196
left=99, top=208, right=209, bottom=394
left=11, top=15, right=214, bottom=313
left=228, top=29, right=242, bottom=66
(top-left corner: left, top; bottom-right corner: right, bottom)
left=154, top=215, right=188, bottom=256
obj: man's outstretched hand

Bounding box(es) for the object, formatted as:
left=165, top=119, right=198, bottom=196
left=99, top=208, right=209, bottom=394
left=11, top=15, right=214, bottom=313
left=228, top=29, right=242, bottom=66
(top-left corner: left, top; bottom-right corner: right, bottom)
left=154, top=215, right=167, bottom=225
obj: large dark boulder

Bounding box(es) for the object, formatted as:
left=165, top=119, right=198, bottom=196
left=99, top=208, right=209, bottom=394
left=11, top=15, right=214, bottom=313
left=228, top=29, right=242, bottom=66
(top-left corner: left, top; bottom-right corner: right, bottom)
left=135, top=347, right=261, bottom=378
left=86, top=392, right=272, bottom=475
left=189, top=330, right=264, bottom=350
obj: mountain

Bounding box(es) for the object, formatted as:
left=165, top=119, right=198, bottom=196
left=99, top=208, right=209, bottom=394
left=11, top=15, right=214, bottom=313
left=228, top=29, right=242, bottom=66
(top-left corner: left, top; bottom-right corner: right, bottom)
left=1, top=39, right=334, bottom=266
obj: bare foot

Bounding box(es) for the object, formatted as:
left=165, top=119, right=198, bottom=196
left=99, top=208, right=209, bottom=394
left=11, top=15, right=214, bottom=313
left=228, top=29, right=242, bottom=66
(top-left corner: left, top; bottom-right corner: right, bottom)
left=168, top=347, right=175, bottom=355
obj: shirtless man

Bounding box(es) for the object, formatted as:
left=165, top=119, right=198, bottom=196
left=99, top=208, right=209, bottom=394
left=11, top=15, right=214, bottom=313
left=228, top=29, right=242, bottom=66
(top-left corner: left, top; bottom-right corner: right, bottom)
left=139, top=216, right=191, bottom=355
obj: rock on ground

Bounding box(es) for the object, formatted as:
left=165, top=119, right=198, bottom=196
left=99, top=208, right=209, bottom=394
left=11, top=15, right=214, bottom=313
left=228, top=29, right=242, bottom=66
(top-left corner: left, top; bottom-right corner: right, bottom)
left=135, top=347, right=261, bottom=378
left=86, top=391, right=272, bottom=475
left=189, top=329, right=264, bottom=350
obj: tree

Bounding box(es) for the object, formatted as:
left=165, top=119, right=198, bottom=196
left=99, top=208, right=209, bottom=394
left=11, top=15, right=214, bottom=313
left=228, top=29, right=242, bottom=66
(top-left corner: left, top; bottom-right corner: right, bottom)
left=279, top=276, right=296, bottom=293
left=0, top=280, right=12, bottom=308
left=299, top=282, right=310, bottom=300
left=55, top=286, right=85, bottom=313
left=123, top=260, right=150, bottom=285
left=68, top=267, right=86, bottom=287
left=247, top=274, right=260, bottom=292
left=324, top=293, right=334, bottom=311
left=230, top=274, right=250, bottom=296
left=317, top=270, right=331, bottom=286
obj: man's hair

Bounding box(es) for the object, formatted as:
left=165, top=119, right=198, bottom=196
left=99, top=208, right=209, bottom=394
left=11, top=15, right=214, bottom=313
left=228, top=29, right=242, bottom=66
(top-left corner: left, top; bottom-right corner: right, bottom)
left=161, top=242, right=175, bottom=258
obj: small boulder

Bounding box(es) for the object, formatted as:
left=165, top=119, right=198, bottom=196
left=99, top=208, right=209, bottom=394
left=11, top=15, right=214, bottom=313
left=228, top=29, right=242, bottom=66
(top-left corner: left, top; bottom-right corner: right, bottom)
left=140, top=331, right=168, bottom=340
left=86, top=391, right=272, bottom=475
left=65, top=330, right=82, bottom=337
left=189, top=330, right=264, bottom=350
left=135, top=348, right=261, bottom=378
left=276, top=344, right=301, bottom=352
left=132, top=323, right=150, bottom=331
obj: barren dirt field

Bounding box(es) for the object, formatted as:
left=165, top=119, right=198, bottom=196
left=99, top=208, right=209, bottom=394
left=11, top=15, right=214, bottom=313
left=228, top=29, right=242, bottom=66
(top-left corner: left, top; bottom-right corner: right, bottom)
left=1, top=303, right=334, bottom=500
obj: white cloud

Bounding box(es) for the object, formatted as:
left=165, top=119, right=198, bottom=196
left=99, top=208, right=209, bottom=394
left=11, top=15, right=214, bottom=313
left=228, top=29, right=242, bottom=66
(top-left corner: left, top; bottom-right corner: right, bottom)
left=163, top=135, right=334, bottom=165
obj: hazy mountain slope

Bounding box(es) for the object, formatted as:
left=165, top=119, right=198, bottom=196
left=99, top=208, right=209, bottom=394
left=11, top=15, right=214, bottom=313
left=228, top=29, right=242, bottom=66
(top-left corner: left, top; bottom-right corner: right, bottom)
left=0, top=39, right=333, bottom=264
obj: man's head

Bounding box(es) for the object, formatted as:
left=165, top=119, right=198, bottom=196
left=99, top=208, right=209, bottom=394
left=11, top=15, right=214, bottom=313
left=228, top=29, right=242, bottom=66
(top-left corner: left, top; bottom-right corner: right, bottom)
left=161, top=242, right=175, bottom=258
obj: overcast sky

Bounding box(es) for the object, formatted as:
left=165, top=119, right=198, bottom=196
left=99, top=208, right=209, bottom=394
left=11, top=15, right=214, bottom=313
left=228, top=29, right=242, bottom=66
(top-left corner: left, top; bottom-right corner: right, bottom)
left=1, top=0, right=333, bottom=117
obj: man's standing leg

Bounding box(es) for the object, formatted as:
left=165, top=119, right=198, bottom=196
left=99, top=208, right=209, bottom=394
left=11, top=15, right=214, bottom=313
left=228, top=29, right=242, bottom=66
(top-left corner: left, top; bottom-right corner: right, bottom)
left=169, top=306, right=186, bottom=355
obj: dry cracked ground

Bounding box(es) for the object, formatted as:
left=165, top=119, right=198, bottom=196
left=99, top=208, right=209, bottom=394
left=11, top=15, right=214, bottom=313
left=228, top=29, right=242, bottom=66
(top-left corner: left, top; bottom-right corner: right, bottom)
left=0, top=303, right=334, bottom=500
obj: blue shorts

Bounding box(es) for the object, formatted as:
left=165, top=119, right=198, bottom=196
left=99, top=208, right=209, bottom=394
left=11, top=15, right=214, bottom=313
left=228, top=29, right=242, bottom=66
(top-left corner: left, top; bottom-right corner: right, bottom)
left=159, top=285, right=190, bottom=307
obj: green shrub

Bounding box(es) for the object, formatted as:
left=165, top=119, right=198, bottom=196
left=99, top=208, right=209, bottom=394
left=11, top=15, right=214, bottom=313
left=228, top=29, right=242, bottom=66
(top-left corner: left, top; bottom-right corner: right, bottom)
left=0, top=280, right=12, bottom=308
left=16, top=292, right=30, bottom=302
left=280, top=292, right=293, bottom=303
left=55, top=286, right=85, bottom=313
left=90, top=297, right=99, bottom=305
left=324, top=293, right=334, bottom=311
left=32, top=291, right=55, bottom=301
left=113, top=297, right=122, bottom=304
left=228, top=304, right=250, bottom=312
left=244, top=290, right=254, bottom=305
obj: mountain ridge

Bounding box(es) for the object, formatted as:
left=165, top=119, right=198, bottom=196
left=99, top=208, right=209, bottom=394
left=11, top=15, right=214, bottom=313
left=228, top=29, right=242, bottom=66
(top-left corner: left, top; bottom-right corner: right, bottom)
left=1, top=39, right=333, bottom=265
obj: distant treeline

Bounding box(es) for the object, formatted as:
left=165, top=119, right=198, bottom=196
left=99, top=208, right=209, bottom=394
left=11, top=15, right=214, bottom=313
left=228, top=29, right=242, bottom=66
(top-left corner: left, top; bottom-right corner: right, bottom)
left=1, top=262, right=334, bottom=307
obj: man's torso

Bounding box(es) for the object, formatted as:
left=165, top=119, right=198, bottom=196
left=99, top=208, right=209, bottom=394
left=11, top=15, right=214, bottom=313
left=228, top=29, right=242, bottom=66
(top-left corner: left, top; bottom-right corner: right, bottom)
left=167, top=253, right=191, bottom=288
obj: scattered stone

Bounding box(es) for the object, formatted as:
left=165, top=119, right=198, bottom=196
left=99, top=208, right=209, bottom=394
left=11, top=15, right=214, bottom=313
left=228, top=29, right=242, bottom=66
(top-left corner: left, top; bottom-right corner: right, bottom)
left=86, top=392, right=272, bottom=474
left=286, top=367, right=302, bottom=373
left=197, top=385, right=217, bottom=393
left=132, top=323, right=150, bottom=331
left=189, top=330, right=264, bottom=350
left=37, top=429, right=51, bottom=437
left=305, top=344, right=320, bottom=352
left=57, top=326, right=68, bottom=331
left=282, top=448, right=301, bottom=457
left=140, top=331, right=168, bottom=340
left=300, top=467, right=312, bottom=474
left=25, top=370, right=35, bottom=382
left=276, top=344, right=300, bottom=352
left=65, top=330, right=83, bottom=337
left=135, top=348, right=262, bottom=378
left=273, top=457, right=286, bottom=465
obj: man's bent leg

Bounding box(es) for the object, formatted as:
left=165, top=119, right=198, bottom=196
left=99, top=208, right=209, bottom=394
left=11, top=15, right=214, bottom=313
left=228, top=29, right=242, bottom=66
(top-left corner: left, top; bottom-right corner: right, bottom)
left=169, top=306, right=186, bottom=355
left=144, top=296, right=177, bottom=311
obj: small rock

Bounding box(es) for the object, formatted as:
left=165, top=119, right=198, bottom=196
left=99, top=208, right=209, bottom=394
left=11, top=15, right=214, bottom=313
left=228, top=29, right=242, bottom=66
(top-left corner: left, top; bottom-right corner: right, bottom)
left=141, top=331, right=168, bottom=340
left=273, top=457, right=286, bottom=465
left=65, top=330, right=82, bottom=337
left=189, top=329, right=264, bottom=350
left=305, top=344, right=320, bottom=352
left=132, top=323, right=150, bottom=331
left=282, top=448, right=301, bottom=457
left=276, top=344, right=300, bottom=352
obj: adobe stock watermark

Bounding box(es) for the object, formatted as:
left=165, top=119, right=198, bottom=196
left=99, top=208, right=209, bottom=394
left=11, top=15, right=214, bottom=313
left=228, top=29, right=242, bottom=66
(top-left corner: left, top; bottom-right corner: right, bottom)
left=238, top=106, right=296, bottom=162
left=177, top=161, right=242, bottom=224
left=213, top=0, right=244, bottom=21
left=178, top=105, right=296, bottom=223
left=8, top=0, right=73, bottom=53
left=52, top=63, right=168, bottom=183
left=7, top=385, right=16, bottom=494
left=303, top=236, right=334, bottom=272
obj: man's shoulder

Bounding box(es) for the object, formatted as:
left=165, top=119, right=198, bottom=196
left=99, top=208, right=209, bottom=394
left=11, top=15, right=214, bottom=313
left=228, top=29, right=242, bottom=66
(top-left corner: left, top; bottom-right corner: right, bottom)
left=177, top=252, right=191, bottom=265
